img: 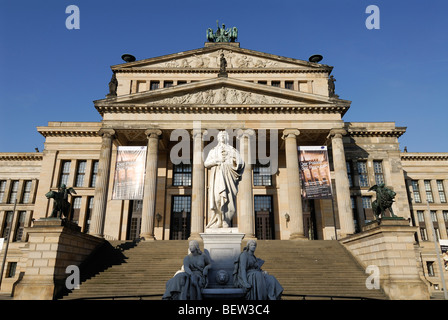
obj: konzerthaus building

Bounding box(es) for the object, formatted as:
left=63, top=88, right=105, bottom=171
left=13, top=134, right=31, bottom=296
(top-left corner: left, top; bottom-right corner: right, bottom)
left=0, top=33, right=447, bottom=300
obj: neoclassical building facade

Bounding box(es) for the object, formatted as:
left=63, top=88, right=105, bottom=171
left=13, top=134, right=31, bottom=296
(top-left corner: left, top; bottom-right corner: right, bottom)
left=0, top=41, right=447, bottom=297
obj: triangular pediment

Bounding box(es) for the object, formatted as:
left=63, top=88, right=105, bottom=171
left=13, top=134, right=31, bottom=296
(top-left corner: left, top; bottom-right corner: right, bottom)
left=97, top=77, right=346, bottom=106
left=95, top=77, right=351, bottom=116
left=111, top=44, right=332, bottom=72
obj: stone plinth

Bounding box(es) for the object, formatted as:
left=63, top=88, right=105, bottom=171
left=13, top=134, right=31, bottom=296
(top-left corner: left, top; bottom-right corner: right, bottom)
left=13, top=218, right=104, bottom=300
left=200, top=230, right=245, bottom=299
left=340, top=218, right=430, bottom=300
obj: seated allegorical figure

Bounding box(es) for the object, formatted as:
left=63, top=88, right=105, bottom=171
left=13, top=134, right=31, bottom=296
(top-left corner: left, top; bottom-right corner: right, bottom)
left=233, top=239, right=283, bottom=300
left=162, top=240, right=211, bottom=300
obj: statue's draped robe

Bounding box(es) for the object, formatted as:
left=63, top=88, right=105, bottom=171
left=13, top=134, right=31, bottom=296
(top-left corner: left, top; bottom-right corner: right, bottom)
left=204, top=143, right=244, bottom=227
left=162, top=253, right=209, bottom=300
left=233, top=251, right=283, bottom=300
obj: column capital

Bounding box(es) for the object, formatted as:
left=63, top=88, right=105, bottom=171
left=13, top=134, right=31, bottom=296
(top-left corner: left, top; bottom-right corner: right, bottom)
left=98, top=128, right=115, bottom=138
left=236, top=128, right=256, bottom=139
left=281, top=129, right=300, bottom=140
left=145, top=129, right=162, bottom=139
left=191, top=128, right=207, bottom=139
left=328, top=128, right=347, bottom=139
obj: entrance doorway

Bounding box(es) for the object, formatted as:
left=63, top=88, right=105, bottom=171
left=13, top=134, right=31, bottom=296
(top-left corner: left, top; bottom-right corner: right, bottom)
left=170, top=195, right=191, bottom=240
left=127, top=200, right=142, bottom=240
left=254, top=195, right=274, bottom=239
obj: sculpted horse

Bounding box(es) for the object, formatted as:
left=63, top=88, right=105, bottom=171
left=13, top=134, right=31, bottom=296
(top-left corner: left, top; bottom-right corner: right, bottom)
left=369, top=183, right=397, bottom=222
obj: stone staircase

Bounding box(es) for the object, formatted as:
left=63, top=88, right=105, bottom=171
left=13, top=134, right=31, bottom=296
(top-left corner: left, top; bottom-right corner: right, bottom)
left=61, top=240, right=388, bottom=300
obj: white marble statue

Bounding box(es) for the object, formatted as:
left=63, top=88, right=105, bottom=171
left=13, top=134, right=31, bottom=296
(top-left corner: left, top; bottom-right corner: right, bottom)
left=205, top=131, right=244, bottom=228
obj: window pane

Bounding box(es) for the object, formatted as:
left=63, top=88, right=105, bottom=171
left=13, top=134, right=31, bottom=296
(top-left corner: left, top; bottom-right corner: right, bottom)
left=411, top=180, right=421, bottom=203
left=9, top=180, right=19, bottom=204
left=0, top=180, right=6, bottom=203
left=437, top=180, right=446, bottom=203
left=373, top=161, right=385, bottom=185
left=76, top=161, right=87, bottom=187
left=424, top=180, right=433, bottom=203
left=60, top=161, right=71, bottom=187
left=90, top=160, right=99, bottom=187
left=173, top=163, right=192, bottom=186
left=357, top=162, right=369, bottom=187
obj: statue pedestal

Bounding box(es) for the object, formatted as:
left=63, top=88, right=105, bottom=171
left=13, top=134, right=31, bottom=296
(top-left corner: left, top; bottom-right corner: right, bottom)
left=200, top=229, right=246, bottom=299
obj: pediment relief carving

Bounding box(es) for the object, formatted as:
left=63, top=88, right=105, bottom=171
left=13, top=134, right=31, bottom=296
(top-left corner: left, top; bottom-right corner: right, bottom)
left=145, top=87, right=303, bottom=105
left=141, top=49, right=303, bottom=70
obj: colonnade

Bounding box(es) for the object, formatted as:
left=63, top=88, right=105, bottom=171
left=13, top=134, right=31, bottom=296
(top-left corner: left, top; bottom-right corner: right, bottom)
left=89, top=127, right=355, bottom=240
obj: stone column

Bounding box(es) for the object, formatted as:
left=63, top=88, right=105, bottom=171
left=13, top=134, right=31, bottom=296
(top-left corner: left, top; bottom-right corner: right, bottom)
left=282, top=129, right=306, bottom=240
left=140, top=129, right=162, bottom=240
left=237, top=129, right=256, bottom=239
left=329, top=128, right=355, bottom=236
left=189, top=129, right=205, bottom=240
left=89, top=128, right=115, bottom=237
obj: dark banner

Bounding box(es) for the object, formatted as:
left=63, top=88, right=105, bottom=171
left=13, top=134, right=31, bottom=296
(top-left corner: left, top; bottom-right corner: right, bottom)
left=298, top=146, right=333, bottom=199
left=112, top=146, right=146, bottom=200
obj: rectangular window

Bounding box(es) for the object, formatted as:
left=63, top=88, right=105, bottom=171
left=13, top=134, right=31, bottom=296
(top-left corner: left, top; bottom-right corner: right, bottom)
left=258, top=81, right=267, bottom=85
left=357, top=162, right=369, bottom=187
left=437, top=180, right=446, bottom=203
left=271, top=81, right=280, bottom=87
left=173, top=163, right=192, bottom=186
left=285, top=81, right=294, bottom=90
left=177, top=81, right=187, bottom=86
left=9, top=180, right=19, bottom=204
left=150, top=81, right=159, bottom=90
left=426, top=261, right=435, bottom=277
left=164, top=81, right=173, bottom=88
left=170, top=196, right=191, bottom=240
left=84, top=196, right=94, bottom=233
left=21, top=180, right=32, bottom=204
left=90, top=160, right=99, bottom=188
left=424, top=180, right=433, bottom=203
left=411, top=180, right=421, bottom=203
left=2, top=211, right=14, bottom=239
left=373, top=161, right=385, bottom=185
left=362, top=196, right=373, bottom=221
left=71, top=197, right=82, bottom=225
left=0, top=180, right=6, bottom=203
left=254, top=195, right=274, bottom=240
left=420, top=227, right=428, bottom=241
left=59, top=161, right=71, bottom=187
left=253, top=162, right=272, bottom=186
left=346, top=161, right=353, bottom=187
left=430, top=210, right=438, bottom=223
left=417, top=210, right=425, bottom=223
left=14, top=211, right=26, bottom=242
left=443, top=210, right=448, bottom=222
left=75, top=161, right=87, bottom=187
left=7, top=262, right=17, bottom=278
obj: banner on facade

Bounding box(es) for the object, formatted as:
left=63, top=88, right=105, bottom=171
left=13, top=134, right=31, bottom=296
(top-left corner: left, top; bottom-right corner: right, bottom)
left=441, top=239, right=448, bottom=271
left=298, top=146, right=333, bottom=199
left=112, top=146, right=147, bottom=200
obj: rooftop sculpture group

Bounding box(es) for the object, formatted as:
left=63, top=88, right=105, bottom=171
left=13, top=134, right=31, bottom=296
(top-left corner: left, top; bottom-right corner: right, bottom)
left=207, top=20, right=238, bottom=43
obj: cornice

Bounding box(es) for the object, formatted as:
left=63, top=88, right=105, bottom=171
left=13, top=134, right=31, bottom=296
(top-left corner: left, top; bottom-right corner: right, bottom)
left=401, top=153, right=448, bottom=161
left=115, top=68, right=329, bottom=74
left=0, top=153, right=43, bottom=161
left=347, top=128, right=406, bottom=138
left=38, top=129, right=99, bottom=138
left=94, top=104, right=349, bottom=117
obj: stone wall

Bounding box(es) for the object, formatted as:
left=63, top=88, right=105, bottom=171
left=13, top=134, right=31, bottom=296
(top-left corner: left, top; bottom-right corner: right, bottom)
left=340, top=218, right=430, bottom=300
left=13, top=218, right=104, bottom=300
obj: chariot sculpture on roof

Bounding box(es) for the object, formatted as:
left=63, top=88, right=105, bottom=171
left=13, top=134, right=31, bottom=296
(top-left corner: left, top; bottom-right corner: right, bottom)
left=207, top=20, right=238, bottom=43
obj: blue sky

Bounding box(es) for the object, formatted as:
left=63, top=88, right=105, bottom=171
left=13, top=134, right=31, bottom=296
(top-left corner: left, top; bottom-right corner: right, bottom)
left=0, top=0, right=447, bottom=153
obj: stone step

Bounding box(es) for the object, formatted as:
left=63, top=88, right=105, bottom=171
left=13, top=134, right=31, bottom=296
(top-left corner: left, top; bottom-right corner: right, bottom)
left=61, top=239, right=388, bottom=300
